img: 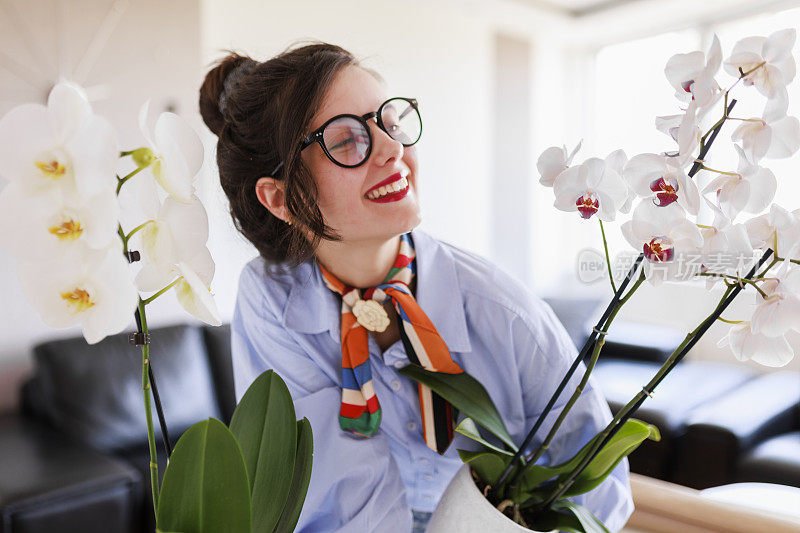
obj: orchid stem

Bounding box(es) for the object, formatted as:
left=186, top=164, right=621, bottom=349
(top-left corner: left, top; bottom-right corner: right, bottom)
left=116, top=165, right=146, bottom=194
left=716, top=316, right=743, bottom=324
left=700, top=164, right=739, bottom=177
left=599, top=220, right=617, bottom=294
left=124, top=220, right=152, bottom=245
left=495, top=256, right=645, bottom=494
left=726, top=117, right=765, bottom=123
left=143, top=278, right=183, bottom=306
left=518, top=270, right=645, bottom=475
left=137, top=299, right=160, bottom=514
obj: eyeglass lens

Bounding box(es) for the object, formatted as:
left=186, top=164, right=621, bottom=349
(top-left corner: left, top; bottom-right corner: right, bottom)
left=322, top=98, right=421, bottom=167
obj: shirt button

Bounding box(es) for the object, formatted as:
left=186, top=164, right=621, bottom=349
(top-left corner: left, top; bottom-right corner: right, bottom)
left=390, top=380, right=401, bottom=391
left=406, top=421, right=417, bottom=432
left=424, top=473, right=434, bottom=481
left=424, top=495, right=433, bottom=502
left=393, top=361, right=405, bottom=369
left=418, top=458, right=431, bottom=467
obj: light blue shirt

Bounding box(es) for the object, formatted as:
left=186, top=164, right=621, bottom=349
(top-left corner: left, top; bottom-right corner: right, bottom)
left=231, top=227, right=634, bottom=533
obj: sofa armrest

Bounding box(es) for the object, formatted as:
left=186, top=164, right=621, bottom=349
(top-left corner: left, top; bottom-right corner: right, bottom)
left=671, top=371, right=800, bottom=488
left=0, top=413, right=142, bottom=533
left=686, top=371, right=800, bottom=451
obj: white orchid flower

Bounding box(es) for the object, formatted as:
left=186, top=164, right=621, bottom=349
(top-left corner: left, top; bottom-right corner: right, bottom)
left=718, top=321, right=794, bottom=367
left=750, top=259, right=800, bottom=338
left=724, top=28, right=796, bottom=98
left=699, top=200, right=756, bottom=289
left=134, top=192, right=210, bottom=292
left=0, top=82, right=117, bottom=201
left=745, top=203, right=800, bottom=254
left=174, top=259, right=221, bottom=327
left=0, top=182, right=120, bottom=261
left=665, top=34, right=722, bottom=107
left=537, top=141, right=582, bottom=187
left=702, top=146, right=776, bottom=220
left=623, top=153, right=700, bottom=214
left=16, top=246, right=138, bottom=344
left=552, top=157, right=628, bottom=220
left=731, top=87, right=800, bottom=162
left=621, top=200, right=703, bottom=285
left=605, top=149, right=635, bottom=213
left=138, top=100, right=204, bottom=203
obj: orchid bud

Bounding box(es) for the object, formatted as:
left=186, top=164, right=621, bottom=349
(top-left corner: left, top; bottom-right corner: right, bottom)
left=132, top=147, right=154, bottom=168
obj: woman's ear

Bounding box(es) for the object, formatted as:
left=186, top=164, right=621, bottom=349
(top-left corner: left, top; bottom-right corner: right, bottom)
left=255, top=177, right=290, bottom=222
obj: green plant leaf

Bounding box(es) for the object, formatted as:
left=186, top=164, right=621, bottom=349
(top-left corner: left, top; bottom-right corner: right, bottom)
left=560, top=419, right=659, bottom=497
left=230, top=370, right=298, bottom=533
left=519, top=433, right=604, bottom=493
left=517, top=419, right=658, bottom=498
left=274, top=418, right=314, bottom=533
left=156, top=418, right=251, bottom=533
left=399, top=366, right=517, bottom=452
left=457, top=450, right=509, bottom=485
left=552, top=500, right=610, bottom=533
left=455, top=418, right=513, bottom=456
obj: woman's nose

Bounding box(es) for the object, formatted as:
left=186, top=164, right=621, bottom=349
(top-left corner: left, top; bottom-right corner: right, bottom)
left=370, top=121, right=404, bottom=166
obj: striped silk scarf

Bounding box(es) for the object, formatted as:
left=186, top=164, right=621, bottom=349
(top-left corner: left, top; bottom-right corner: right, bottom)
left=317, top=232, right=464, bottom=454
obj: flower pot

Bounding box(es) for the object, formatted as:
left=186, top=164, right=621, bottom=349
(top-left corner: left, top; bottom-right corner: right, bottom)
left=426, top=464, right=554, bottom=533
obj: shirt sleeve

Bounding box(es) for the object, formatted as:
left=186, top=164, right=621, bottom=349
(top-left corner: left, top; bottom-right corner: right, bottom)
left=512, top=298, right=635, bottom=533
left=230, top=262, right=413, bottom=533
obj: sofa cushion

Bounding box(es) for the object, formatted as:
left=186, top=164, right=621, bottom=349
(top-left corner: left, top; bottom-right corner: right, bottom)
left=30, top=324, right=222, bottom=453
left=735, top=431, right=800, bottom=488
left=0, top=414, right=141, bottom=533
left=671, top=371, right=800, bottom=488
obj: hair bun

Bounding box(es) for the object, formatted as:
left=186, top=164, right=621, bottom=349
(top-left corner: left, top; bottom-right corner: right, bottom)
left=199, top=52, right=257, bottom=136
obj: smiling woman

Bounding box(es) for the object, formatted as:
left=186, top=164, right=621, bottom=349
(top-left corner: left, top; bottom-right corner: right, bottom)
left=199, top=42, right=634, bottom=533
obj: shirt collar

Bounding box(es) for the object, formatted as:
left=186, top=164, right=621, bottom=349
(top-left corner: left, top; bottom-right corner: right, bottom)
left=282, top=226, right=472, bottom=353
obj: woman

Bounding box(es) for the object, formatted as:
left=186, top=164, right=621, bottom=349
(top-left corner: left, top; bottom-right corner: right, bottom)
left=199, top=42, right=633, bottom=533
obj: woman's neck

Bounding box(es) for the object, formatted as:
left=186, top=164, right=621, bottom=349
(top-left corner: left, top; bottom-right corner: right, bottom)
left=315, top=234, right=401, bottom=288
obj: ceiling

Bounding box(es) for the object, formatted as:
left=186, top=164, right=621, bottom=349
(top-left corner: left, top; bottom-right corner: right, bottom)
left=511, top=0, right=643, bottom=17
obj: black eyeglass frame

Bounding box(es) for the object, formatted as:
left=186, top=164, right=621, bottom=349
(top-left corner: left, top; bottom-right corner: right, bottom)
left=269, top=97, right=420, bottom=176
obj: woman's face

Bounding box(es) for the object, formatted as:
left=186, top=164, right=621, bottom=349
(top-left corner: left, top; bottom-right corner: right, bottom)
left=301, top=65, right=421, bottom=244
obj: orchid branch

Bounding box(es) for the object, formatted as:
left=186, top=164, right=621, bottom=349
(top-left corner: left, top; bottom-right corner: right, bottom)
left=142, top=277, right=183, bottom=305
left=599, top=220, right=617, bottom=294
left=492, top=254, right=645, bottom=492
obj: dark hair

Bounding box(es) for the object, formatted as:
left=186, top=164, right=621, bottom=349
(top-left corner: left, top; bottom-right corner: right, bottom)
left=199, top=42, right=359, bottom=268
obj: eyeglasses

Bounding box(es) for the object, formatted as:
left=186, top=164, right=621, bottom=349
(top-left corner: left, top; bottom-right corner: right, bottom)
left=270, top=97, right=421, bottom=176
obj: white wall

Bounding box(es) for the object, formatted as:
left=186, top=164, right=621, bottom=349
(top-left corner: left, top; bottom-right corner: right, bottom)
left=2, top=0, right=798, bottom=414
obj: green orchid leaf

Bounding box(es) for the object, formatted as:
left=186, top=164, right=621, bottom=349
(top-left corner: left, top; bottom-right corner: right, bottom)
left=457, top=449, right=510, bottom=485
left=519, top=433, right=604, bottom=492
left=274, top=418, right=314, bottom=533
left=456, top=418, right=513, bottom=456
left=157, top=418, right=251, bottom=533
left=560, top=419, right=659, bottom=497
left=519, top=419, right=658, bottom=498
left=230, top=370, right=298, bottom=533
left=552, top=500, right=610, bottom=533
left=399, top=366, right=517, bottom=452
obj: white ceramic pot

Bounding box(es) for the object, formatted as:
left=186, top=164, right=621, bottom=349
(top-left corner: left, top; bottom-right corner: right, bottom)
left=426, top=464, right=554, bottom=533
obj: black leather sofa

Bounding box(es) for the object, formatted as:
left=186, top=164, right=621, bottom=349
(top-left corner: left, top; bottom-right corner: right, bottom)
left=1, top=309, right=798, bottom=533
left=0, top=323, right=233, bottom=533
